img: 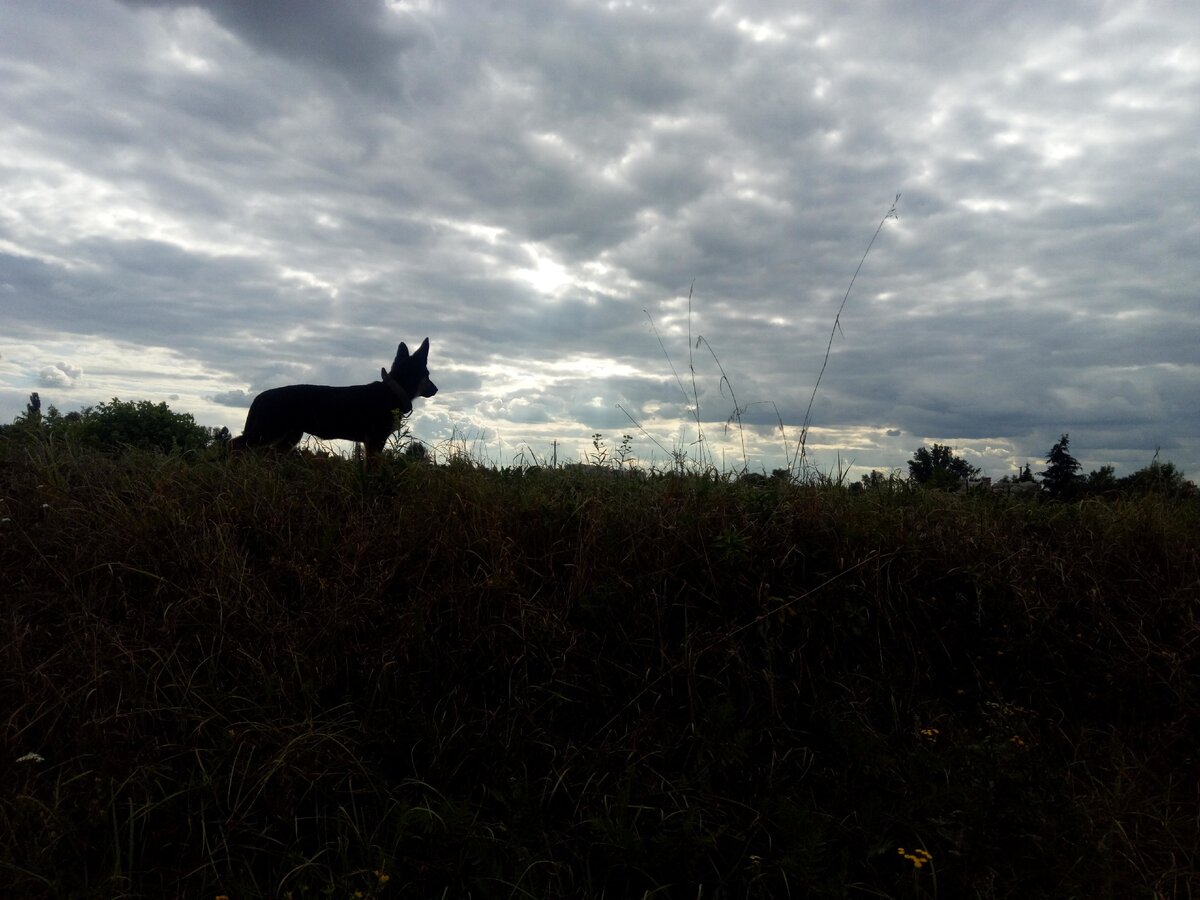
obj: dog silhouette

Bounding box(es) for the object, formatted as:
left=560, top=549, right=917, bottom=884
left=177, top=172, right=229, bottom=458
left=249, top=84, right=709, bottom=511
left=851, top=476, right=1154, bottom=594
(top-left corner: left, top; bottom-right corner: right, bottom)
left=230, top=338, right=437, bottom=459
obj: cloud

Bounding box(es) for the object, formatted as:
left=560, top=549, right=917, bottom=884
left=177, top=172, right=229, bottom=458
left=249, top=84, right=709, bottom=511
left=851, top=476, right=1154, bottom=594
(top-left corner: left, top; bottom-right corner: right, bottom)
left=211, top=389, right=253, bottom=408
left=119, top=0, right=424, bottom=97
left=0, top=0, right=1198, bottom=478
left=37, top=362, right=83, bottom=387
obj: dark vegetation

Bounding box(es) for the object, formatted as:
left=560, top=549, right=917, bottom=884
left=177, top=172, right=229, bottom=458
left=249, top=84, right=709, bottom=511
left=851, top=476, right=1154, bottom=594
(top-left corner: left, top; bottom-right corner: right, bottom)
left=2, top=405, right=1198, bottom=899
left=3, top=392, right=225, bottom=455
left=894, top=436, right=1197, bottom=502
left=906, top=443, right=981, bottom=488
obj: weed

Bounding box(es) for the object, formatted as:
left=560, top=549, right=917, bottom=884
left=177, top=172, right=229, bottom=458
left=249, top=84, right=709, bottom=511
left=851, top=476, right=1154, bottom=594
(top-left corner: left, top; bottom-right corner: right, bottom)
left=1, top=436, right=1197, bottom=898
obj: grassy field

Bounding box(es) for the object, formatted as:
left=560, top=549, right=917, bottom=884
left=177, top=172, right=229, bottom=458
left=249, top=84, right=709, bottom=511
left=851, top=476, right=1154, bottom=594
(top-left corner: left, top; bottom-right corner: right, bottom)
left=2, top=437, right=1197, bottom=898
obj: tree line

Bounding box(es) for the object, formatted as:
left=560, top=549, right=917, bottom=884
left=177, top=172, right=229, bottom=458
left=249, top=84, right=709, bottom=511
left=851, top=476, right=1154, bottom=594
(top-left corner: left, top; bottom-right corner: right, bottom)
left=1, top=392, right=228, bottom=454
left=883, top=433, right=1197, bottom=500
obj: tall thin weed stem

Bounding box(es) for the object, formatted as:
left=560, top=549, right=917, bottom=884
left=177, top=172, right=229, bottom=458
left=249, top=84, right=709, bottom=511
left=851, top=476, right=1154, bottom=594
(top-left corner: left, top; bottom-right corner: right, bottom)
left=789, top=194, right=900, bottom=478
left=696, top=336, right=748, bottom=472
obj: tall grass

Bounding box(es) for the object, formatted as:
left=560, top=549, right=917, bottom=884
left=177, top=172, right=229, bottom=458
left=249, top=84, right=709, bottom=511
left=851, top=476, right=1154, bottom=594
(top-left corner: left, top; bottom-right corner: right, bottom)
left=2, top=435, right=1197, bottom=898
left=627, top=195, right=900, bottom=479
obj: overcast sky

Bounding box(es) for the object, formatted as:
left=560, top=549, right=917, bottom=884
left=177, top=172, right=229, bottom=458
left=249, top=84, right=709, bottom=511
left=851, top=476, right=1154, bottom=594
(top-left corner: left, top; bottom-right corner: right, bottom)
left=2, top=0, right=1197, bottom=478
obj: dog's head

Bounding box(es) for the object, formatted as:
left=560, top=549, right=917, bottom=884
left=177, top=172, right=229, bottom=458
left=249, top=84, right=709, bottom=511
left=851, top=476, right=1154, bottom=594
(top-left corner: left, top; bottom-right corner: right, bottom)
left=381, top=337, right=438, bottom=408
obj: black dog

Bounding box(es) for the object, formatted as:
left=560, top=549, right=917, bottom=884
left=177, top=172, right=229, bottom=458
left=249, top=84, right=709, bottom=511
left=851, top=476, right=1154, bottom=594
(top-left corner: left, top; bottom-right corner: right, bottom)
left=230, top=338, right=437, bottom=458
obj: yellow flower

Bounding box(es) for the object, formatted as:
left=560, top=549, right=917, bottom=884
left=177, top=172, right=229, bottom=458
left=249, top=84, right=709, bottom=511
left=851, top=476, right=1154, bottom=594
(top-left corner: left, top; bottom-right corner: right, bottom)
left=898, top=847, right=933, bottom=869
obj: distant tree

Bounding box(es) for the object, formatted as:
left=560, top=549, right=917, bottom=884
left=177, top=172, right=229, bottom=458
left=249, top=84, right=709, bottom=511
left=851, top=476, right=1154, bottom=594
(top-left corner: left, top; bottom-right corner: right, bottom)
left=857, top=469, right=908, bottom=492
left=1085, top=464, right=1119, bottom=495
left=23, top=392, right=41, bottom=424
left=907, top=443, right=980, bottom=489
left=44, top=405, right=82, bottom=433
left=860, top=470, right=889, bottom=490
left=997, top=463, right=1037, bottom=486
left=1040, top=433, right=1082, bottom=500
left=65, top=398, right=213, bottom=454
left=3, top=393, right=44, bottom=438
left=1118, top=454, right=1197, bottom=498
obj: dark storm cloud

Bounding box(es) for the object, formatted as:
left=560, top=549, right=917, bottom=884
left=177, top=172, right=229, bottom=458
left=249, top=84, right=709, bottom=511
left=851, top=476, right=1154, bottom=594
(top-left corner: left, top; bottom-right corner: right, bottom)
left=120, top=0, right=424, bottom=97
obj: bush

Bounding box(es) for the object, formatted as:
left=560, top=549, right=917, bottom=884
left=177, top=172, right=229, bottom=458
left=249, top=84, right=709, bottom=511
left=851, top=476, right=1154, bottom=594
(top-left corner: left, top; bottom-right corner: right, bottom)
left=10, top=396, right=215, bottom=454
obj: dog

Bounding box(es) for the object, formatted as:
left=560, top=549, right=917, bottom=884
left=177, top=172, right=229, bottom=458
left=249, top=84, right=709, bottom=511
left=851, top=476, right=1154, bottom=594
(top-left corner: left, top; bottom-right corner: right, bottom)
left=229, top=338, right=437, bottom=459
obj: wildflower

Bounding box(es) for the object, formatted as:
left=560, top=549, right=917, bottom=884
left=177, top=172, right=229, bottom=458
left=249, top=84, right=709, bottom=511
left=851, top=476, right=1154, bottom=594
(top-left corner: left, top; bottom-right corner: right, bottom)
left=897, top=847, right=933, bottom=869
left=919, top=727, right=939, bottom=740
left=374, top=870, right=391, bottom=884
left=1009, top=734, right=1026, bottom=748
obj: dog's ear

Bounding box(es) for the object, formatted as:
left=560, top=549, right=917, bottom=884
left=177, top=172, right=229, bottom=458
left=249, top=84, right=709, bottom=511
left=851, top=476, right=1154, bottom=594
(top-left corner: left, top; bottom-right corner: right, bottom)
left=396, top=342, right=410, bottom=361
left=414, top=337, right=430, bottom=361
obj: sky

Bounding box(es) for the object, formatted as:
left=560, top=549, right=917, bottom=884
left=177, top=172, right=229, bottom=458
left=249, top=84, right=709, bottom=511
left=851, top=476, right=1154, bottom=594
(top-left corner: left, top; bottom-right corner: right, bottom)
left=2, top=0, right=1197, bottom=480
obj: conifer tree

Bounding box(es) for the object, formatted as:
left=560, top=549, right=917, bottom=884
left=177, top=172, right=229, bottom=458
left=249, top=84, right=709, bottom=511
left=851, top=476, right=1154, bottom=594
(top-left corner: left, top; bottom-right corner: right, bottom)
left=1041, top=433, right=1081, bottom=500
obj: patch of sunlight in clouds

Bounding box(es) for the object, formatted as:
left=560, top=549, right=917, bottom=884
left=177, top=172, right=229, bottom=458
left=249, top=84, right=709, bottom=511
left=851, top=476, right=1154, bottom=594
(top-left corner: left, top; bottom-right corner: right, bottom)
left=0, top=151, right=261, bottom=264
left=472, top=356, right=644, bottom=396
left=511, top=244, right=633, bottom=299
left=513, top=244, right=574, bottom=296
